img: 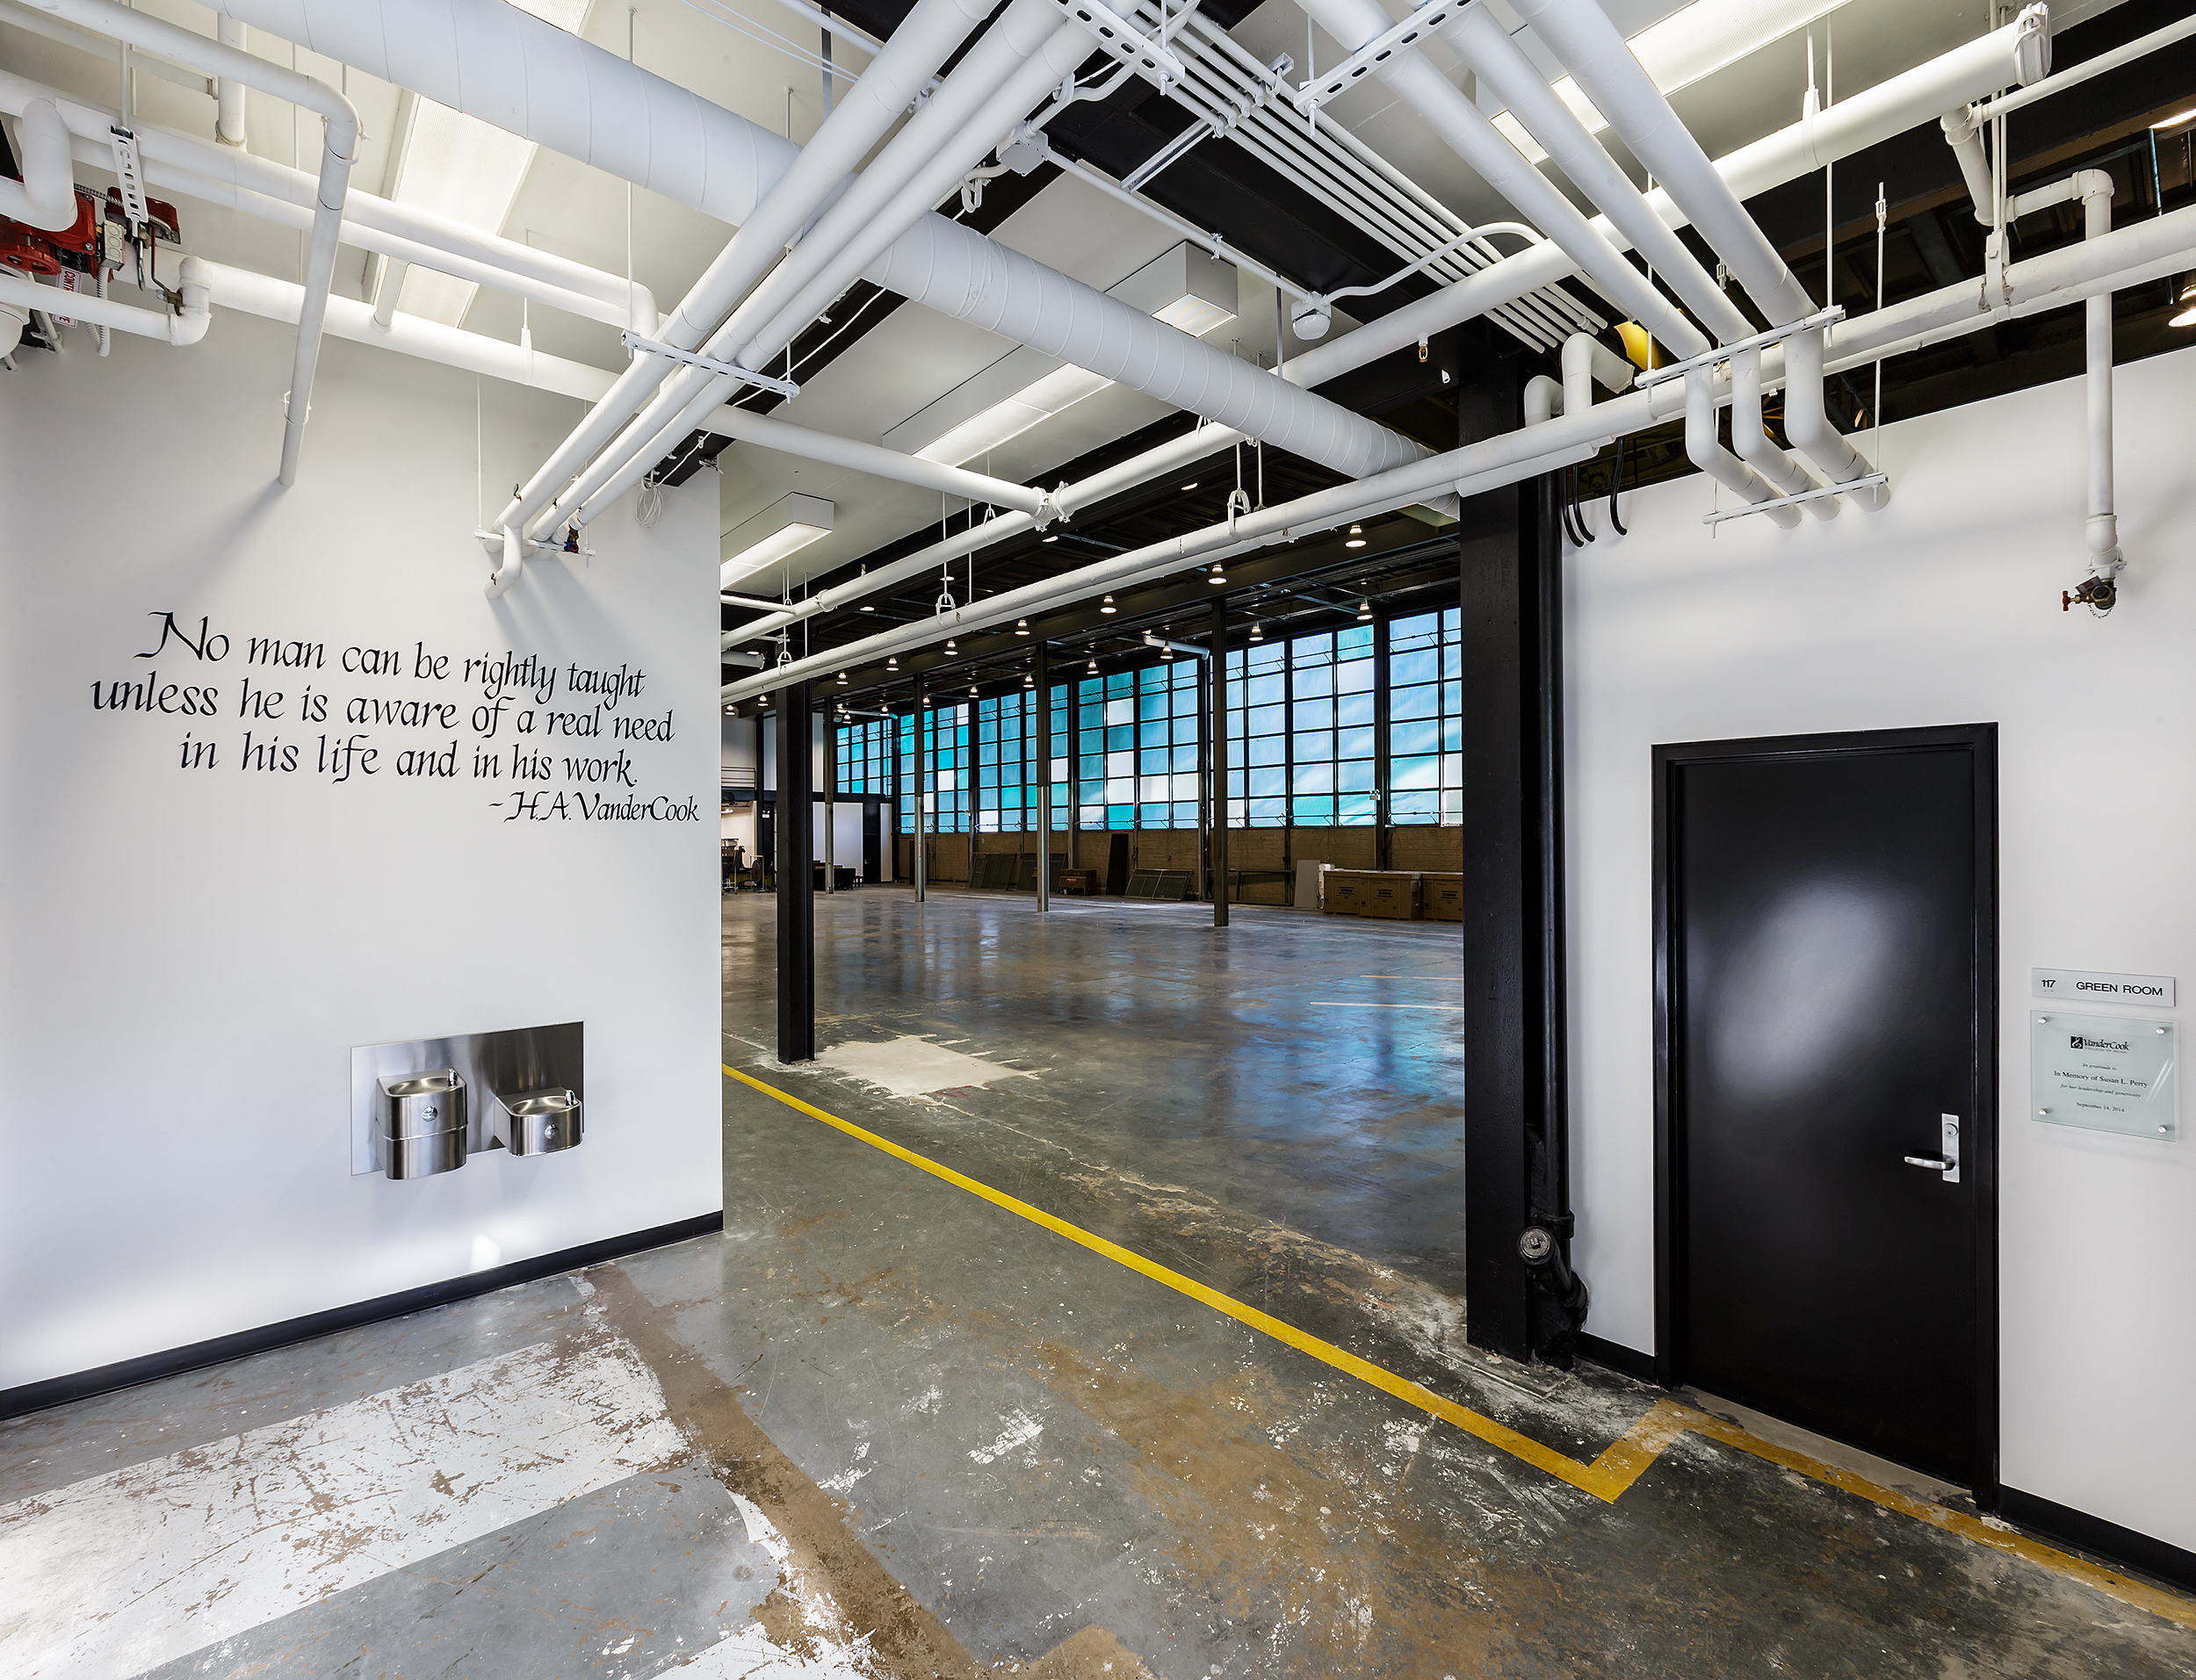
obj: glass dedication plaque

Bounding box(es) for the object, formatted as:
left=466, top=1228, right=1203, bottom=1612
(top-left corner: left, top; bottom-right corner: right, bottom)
left=2031, top=1013, right=2178, bottom=1141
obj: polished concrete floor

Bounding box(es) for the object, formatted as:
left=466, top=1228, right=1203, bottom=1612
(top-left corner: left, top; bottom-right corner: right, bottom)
left=3, top=885, right=2192, bottom=1678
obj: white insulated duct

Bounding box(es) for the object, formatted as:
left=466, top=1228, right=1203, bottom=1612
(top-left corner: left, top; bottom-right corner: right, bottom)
left=217, top=0, right=1421, bottom=540
left=34, top=0, right=358, bottom=487
left=2079, top=174, right=2120, bottom=582
left=0, top=97, right=76, bottom=230
left=1292, top=0, right=1708, bottom=361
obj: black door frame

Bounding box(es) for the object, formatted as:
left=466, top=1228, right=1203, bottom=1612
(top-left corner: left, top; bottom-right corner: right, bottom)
left=1651, top=722, right=2000, bottom=1503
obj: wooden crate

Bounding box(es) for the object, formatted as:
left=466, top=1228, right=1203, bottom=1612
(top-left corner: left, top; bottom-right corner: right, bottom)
left=1323, top=870, right=1421, bottom=919
left=1420, top=872, right=1465, bottom=922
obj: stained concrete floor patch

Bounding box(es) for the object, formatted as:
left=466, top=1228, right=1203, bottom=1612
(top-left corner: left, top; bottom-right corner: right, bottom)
left=813, top=1035, right=1037, bottom=1099
left=0, top=1333, right=686, bottom=1678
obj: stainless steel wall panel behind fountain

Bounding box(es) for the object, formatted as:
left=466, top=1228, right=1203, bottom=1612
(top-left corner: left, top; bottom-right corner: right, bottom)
left=350, top=1022, right=584, bottom=1177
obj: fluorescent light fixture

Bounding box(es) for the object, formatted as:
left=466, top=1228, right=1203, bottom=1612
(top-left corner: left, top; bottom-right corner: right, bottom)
left=721, top=492, right=834, bottom=588
left=914, top=243, right=1237, bottom=466
left=1492, top=0, right=1851, bottom=163
left=2153, top=107, right=2196, bottom=131
left=382, top=0, right=590, bottom=327
left=2171, top=274, right=2196, bottom=328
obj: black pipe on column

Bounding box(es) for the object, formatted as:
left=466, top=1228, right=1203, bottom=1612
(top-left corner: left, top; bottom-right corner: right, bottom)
left=776, top=681, right=815, bottom=1064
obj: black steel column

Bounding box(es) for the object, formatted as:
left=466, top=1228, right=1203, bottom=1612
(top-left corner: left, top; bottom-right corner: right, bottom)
left=1035, top=643, right=1051, bottom=912
left=776, top=682, right=815, bottom=1064
left=1459, top=362, right=1580, bottom=1368
left=1210, top=595, right=1229, bottom=927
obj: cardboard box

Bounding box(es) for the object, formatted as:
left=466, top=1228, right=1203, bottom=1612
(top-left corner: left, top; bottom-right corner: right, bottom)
left=1420, top=872, right=1464, bottom=922
left=1323, top=870, right=1421, bottom=919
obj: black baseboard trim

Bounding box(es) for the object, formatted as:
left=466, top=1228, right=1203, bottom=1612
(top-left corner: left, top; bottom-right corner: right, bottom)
left=0, top=1211, right=726, bottom=1424
left=1999, top=1486, right=2196, bottom=1596
left=1576, top=1331, right=1658, bottom=1383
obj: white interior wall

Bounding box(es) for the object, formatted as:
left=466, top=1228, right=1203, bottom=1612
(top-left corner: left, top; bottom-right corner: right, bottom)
left=0, top=313, right=719, bottom=1392
left=1566, top=341, right=2196, bottom=1550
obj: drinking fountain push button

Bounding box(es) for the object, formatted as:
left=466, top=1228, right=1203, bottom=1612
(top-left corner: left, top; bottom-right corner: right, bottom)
left=375, top=1070, right=467, bottom=1179
left=496, top=1087, right=582, bottom=1156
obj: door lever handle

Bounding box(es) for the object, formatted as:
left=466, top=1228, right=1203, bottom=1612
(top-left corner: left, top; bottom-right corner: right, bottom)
left=1904, top=1115, right=1961, bottom=1183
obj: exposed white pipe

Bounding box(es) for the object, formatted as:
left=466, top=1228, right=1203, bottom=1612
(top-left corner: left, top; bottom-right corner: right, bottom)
left=1562, top=330, right=1633, bottom=418
left=192, top=256, right=615, bottom=403
left=1450, top=5, right=1745, bottom=345
left=0, top=97, right=76, bottom=231
left=1979, top=7, right=2179, bottom=122
left=1296, top=8, right=2050, bottom=381
left=0, top=75, right=663, bottom=330
left=372, top=257, right=408, bottom=330
left=1782, top=326, right=1887, bottom=508
left=732, top=13, right=1093, bottom=371
left=726, top=424, right=1234, bottom=646
left=700, top=403, right=1056, bottom=517
left=1940, top=105, right=1994, bottom=226
left=474, top=0, right=1000, bottom=546
left=2070, top=170, right=2120, bottom=580
left=545, top=0, right=1080, bottom=535
left=0, top=256, right=208, bottom=342
left=32, top=0, right=358, bottom=487
left=220, top=0, right=1427, bottom=542
left=214, top=15, right=246, bottom=146
left=1731, top=347, right=1833, bottom=518
left=484, top=524, right=524, bottom=601
left=715, top=6, right=2070, bottom=638
left=1293, top=0, right=1708, bottom=360
left=1686, top=364, right=1798, bottom=527
left=726, top=195, right=2196, bottom=693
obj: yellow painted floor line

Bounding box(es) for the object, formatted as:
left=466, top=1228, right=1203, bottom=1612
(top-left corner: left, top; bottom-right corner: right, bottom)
left=723, top=1062, right=2196, bottom=1632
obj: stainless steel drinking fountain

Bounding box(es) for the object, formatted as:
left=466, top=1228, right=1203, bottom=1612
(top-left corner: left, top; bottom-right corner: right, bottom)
left=496, top=1087, right=583, bottom=1156
left=350, top=1022, right=583, bottom=1178
left=374, top=1069, right=468, bottom=1179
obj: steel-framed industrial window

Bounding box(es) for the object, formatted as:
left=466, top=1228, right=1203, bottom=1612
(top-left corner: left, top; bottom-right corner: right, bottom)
left=895, top=703, right=972, bottom=833
left=834, top=719, right=893, bottom=797
left=1385, top=607, right=1463, bottom=826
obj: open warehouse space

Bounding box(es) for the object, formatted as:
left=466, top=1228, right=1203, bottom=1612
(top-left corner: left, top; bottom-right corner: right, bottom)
left=5, top=0, right=2196, bottom=1675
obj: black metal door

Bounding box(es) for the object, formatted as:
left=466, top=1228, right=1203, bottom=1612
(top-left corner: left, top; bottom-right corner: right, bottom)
left=1657, top=726, right=1996, bottom=1490
left=863, top=804, right=881, bottom=883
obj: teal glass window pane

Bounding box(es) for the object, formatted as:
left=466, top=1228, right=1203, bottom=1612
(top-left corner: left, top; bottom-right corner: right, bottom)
left=1169, top=744, right=1198, bottom=773
left=1391, top=790, right=1438, bottom=823
left=1292, top=796, right=1335, bottom=823
left=1138, top=747, right=1168, bottom=775
left=1170, top=801, right=1198, bottom=826
left=1292, top=761, right=1334, bottom=795
left=1340, top=792, right=1377, bottom=825
left=1247, top=796, right=1286, bottom=824
left=1107, top=804, right=1135, bottom=827
left=1337, top=624, right=1372, bottom=657
left=1392, top=753, right=1440, bottom=790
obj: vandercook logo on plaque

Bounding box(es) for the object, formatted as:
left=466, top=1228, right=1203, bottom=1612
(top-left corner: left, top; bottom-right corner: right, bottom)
left=2031, top=1010, right=2179, bottom=1142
